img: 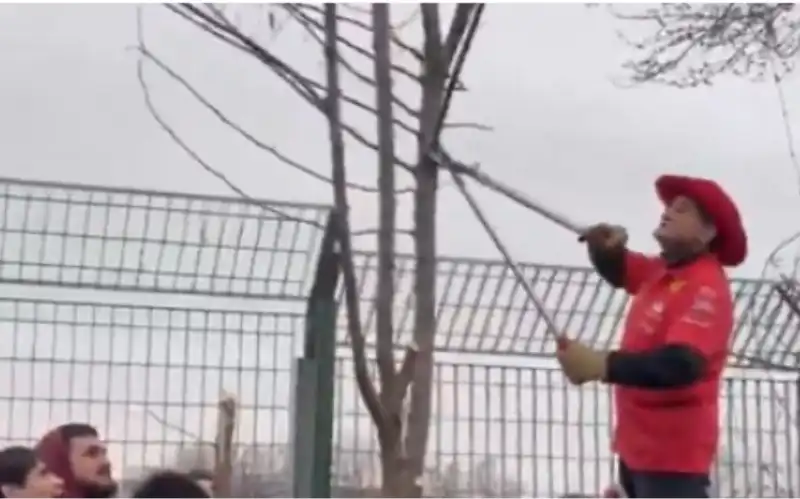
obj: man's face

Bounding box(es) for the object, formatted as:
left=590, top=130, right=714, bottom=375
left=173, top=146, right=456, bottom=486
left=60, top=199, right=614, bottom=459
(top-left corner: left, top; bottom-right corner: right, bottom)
left=654, top=195, right=715, bottom=247
left=68, top=435, right=115, bottom=491
left=2, top=461, right=63, bottom=498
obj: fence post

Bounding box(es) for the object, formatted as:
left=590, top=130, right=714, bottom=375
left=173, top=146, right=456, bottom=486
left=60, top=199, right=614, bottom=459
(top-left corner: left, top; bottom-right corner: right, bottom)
left=291, top=211, right=340, bottom=498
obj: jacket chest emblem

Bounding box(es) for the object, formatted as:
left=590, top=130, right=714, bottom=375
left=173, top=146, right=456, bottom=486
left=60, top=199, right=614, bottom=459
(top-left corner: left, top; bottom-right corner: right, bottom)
left=636, top=300, right=665, bottom=335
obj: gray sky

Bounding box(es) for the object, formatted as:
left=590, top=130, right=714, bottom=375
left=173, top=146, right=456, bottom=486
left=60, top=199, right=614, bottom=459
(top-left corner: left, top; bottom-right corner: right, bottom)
left=0, top=4, right=798, bottom=495
left=1, top=4, right=798, bottom=276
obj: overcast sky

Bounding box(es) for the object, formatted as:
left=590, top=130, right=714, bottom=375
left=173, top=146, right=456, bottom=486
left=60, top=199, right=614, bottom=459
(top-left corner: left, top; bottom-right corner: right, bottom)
left=0, top=4, right=798, bottom=494
left=1, top=3, right=799, bottom=276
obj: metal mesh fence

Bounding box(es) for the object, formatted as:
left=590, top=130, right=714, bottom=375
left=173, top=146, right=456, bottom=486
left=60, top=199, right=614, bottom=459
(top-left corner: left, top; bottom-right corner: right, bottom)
left=0, top=297, right=301, bottom=473
left=332, top=357, right=799, bottom=497
left=345, top=252, right=800, bottom=369
left=0, top=176, right=797, bottom=497
left=0, top=177, right=329, bottom=297
left=0, top=176, right=331, bottom=492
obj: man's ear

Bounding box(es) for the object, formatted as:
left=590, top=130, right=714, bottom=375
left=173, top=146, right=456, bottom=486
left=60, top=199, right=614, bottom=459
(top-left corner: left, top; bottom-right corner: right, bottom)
left=700, top=223, right=717, bottom=246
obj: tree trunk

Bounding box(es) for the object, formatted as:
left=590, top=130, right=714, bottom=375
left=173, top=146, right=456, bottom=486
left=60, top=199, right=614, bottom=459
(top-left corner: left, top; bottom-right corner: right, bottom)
left=403, top=5, right=447, bottom=497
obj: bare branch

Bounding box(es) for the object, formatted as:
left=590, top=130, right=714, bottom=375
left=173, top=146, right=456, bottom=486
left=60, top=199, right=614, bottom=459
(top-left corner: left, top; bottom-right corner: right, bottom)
left=136, top=46, right=394, bottom=195
left=293, top=3, right=424, bottom=70
left=401, top=6, right=449, bottom=493
left=610, top=3, right=800, bottom=86
left=323, top=4, right=389, bottom=441
left=167, top=5, right=417, bottom=172
left=145, top=408, right=202, bottom=442
left=282, top=6, right=419, bottom=121
left=435, top=5, right=485, bottom=143
left=373, top=2, right=398, bottom=414
left=170, top=4, right=323, bottom=103
left=283, top=4, right=421, bottom=88
left=284, top=4, right=485, bottom=137
left=394, top=342, right=418, bottom=409
left=443, top=4, right=477, bottom=66
left=134, top=7, right=323, bottom=229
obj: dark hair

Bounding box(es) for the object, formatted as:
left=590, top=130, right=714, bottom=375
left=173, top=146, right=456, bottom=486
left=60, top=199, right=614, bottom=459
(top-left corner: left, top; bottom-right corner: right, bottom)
left=0, top=446, right=38, bottom=498
left=133, top=470, right=210, bottom=498
left=58, top=423, right=98, bottom=443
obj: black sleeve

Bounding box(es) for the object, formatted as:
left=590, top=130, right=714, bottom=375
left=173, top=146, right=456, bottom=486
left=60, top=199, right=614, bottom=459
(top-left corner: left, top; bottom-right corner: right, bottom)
left=587, top=244, right=626, bottom=288
left=604, top=344, right=707, bottom=389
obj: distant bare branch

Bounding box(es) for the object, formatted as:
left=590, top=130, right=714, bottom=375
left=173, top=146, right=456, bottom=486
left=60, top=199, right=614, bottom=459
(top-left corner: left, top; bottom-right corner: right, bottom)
left=611, top=3, right=800, bottom=87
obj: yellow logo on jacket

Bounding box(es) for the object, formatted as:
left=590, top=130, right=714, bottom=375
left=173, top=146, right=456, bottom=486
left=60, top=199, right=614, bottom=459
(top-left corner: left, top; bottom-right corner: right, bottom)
left=669, top=280, right=686, bottom=293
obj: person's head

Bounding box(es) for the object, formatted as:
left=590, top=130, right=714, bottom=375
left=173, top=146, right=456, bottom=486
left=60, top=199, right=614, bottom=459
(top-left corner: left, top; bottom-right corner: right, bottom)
left=654, top=193, right=717, bottom=255
left=133, top=470, right=210, bottom=498
left=35, top=423, right=117, bottom=498
left=0, top=446, right=63, bottom=498
left=185, top=469, right=213, bottom=497
left=652, top=175, right=747, bottom=267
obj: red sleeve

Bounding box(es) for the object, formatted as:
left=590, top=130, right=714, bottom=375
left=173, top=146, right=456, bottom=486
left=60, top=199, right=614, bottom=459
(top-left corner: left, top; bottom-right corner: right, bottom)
left=665, top=279, right=733, bottom=358
left=622, top=251, right=662, bottom=295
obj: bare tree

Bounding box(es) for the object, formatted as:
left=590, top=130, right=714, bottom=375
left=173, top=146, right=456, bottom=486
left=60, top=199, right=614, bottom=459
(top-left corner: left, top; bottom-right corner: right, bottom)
left=134, top=3, right=486, bottom=496
left=608, top=3, right=800, bottom=87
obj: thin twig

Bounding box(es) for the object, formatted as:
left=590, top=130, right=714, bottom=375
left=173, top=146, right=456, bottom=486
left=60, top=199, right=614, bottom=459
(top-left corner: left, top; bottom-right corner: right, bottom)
left=283, top=4, right=419, bottom=117
left=145, top=408, right=202, bottom=442
left=135, top=43, right=402, bottom=194
left=292, top=3, right=423, bottom=69
left=135, top=7, right=323, bottom=229
left=167, top=6, right=417, bottom=172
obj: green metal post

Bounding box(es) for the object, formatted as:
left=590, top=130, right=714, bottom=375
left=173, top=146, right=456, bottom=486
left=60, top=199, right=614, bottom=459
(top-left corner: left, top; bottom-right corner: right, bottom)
left=291, top=212, right=340, bottom=498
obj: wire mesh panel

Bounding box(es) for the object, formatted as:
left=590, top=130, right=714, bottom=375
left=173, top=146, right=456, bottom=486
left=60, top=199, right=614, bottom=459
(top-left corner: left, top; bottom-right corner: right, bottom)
left=0, top=175, right=797, bottom=497
left=0, top=176, right=334, bottom=494
left=0, top=177, right=329, bottom=298
left=345, top=252, right=800, bottom=370
left=716, top=374, right=800, bottom=497
left=333, top=358, right=799, bottom=497
left=0, top=297, right=302, bottom=475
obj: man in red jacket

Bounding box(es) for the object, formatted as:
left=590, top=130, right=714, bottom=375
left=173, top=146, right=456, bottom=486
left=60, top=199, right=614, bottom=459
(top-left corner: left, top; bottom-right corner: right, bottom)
left=555, top=175, right=747, bottom=498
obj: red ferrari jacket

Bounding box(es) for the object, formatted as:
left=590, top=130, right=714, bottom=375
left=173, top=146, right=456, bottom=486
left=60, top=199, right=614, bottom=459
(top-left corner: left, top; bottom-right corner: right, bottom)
left=613, top=251, right=733, bottom=473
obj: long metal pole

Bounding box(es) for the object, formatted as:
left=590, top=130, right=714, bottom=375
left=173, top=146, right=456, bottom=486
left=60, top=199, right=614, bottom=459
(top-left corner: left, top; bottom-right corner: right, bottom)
left=434, top=149, right=586, bottom=237
left=449, top=169, right=563, bottom=341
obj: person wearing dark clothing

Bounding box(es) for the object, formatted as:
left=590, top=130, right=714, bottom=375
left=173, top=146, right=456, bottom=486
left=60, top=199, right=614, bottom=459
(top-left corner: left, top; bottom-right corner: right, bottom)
left=555, top=174, right=747, bottom=498
left=0, top=446, right=63, bottom=498
left=132, top=470, right=210, bottom=498
left=35, top=424, right=117, bottom=498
